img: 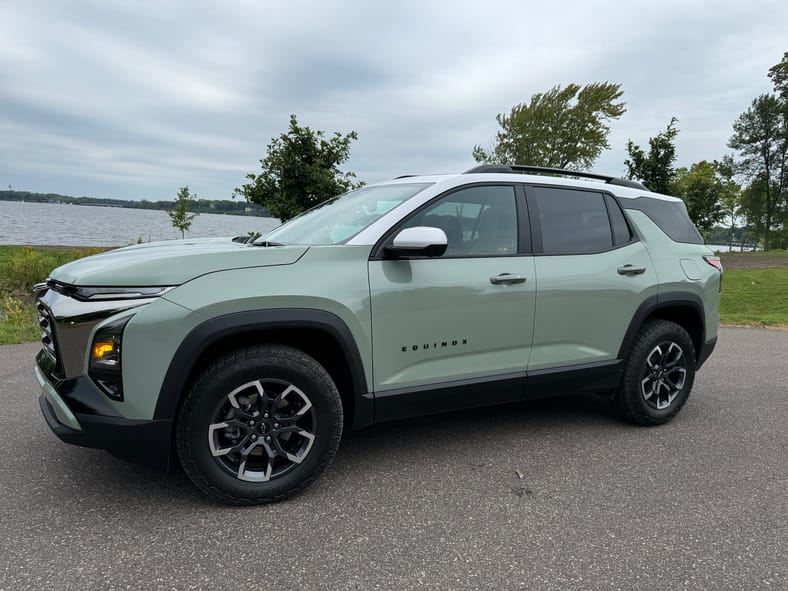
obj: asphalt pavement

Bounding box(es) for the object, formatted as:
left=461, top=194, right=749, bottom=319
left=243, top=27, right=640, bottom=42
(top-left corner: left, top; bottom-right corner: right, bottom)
left=1, top=327, right=786, bottom=590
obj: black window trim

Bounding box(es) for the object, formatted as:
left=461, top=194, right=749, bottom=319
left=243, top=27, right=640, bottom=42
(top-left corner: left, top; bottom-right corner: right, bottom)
left=603, top=193, right=635, bottom=246
left=523, top=183, right=641, bottom=256
left=369, top=181, right=532, bottom=260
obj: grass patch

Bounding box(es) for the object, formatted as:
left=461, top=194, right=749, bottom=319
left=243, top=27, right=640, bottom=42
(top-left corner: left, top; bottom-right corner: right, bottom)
left=0, top=295, right=40, bottom=343
left=0, top=246, right=102, bottom=345
left=720, top=267, right=788, bottom=326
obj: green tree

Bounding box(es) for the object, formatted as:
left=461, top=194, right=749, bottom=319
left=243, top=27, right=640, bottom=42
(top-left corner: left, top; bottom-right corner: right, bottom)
left=672, top=160, right=730, bottom=235
left=767, top=51, right=788, bottom=98
left=738, top=178, right=769, bottom=249
left=472, top=82, right=626, bottom=169
left=167, top=186, right=199, bottom=239
left=768, top=51, right=788, bottom=249
left=714, top=156, right=743, bottom=248
left=624, top=117, right=680, bottom=194
left=728, top=93, right=787, bottom=250
left=235, top=114, right=362, bottom=222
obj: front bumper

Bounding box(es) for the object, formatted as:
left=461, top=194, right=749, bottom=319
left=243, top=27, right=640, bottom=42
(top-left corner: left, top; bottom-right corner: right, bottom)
left=36, top=352, right=172, bottom=468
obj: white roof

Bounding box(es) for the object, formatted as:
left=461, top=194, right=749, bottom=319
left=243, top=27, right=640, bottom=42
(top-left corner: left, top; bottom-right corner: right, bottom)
left=376, top=171, right=682, bottom=202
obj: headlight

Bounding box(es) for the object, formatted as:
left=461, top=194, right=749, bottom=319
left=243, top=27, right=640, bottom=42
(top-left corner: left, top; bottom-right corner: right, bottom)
left=74, top=285, right=175, bottom=301
left=89, top=316, right=131, bottom=400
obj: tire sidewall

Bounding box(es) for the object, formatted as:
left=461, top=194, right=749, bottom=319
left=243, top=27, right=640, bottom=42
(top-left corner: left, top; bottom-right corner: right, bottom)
left=621, top=321, right=697, bottom=424
left=178, top=347, right=342, bottom=503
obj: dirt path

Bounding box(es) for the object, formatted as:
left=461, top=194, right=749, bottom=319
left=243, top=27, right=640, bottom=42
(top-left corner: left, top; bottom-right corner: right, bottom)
left=719, top=252, right=788, bottom=270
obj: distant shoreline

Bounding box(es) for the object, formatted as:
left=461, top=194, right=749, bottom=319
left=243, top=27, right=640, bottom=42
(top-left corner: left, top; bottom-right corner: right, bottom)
left=0, top=190, right=270, bottom=217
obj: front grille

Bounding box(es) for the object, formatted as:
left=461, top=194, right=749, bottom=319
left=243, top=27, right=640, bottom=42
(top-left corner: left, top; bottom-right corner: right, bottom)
left=37, top=301, right=59, bottom=365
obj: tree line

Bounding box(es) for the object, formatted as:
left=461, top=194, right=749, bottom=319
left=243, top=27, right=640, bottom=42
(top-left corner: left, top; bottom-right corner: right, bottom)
left=236, top=52, right=786, bottom=250
left=0, top=190, right=268, bottom=217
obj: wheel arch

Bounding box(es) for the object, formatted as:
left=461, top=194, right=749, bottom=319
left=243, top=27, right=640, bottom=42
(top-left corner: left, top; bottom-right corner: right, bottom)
left=154, top=309, right=373, bottom=431
left=619, top=292, right=706, bottom=368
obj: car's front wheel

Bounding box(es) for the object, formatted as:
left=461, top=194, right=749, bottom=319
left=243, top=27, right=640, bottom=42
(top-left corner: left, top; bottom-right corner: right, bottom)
left=176, top=344, right=343, bottom=504
left=615, top=319, right=696, bottom=426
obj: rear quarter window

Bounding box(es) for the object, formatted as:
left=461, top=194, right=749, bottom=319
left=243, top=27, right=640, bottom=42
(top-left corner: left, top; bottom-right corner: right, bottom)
left=623, top=197, right=703, bottom=245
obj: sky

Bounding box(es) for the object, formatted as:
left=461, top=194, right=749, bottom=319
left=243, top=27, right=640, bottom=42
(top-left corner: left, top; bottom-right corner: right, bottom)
left=1, top=0, right=786, bottom=201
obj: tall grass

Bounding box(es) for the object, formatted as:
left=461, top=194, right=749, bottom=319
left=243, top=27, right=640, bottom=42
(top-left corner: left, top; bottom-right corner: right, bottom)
left=0, top=246, right=103, bottom=296
left=0, top=246, right=101, bottom=344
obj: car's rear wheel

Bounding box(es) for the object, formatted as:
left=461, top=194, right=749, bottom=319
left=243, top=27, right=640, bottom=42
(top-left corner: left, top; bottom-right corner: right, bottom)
left=615, top=319, right=696, bottom=425
left=176, top=344, right=343, bottom=504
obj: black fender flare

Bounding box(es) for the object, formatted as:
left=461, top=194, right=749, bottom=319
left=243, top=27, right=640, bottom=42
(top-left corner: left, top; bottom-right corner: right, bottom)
left=153, top=309, right=373, bottom=429
left=617, top=291, right=706, bottom=365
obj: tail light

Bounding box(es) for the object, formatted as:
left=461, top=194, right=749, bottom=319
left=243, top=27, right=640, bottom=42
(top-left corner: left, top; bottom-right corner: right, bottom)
left=703, top=255, right=722, bottom=271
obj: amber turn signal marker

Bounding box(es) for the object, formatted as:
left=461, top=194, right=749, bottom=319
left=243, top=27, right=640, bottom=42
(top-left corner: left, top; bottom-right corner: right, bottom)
left=92, top=341, right=115, bottom=360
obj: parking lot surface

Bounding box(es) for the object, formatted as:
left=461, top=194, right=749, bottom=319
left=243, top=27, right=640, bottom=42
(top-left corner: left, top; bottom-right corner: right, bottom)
left=1, top=327, right=786, bottom=590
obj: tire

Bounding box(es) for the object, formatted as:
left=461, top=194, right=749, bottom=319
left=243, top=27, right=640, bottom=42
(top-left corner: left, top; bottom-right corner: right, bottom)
left=176, top=344, right=343, bottom=505
left=615, top=319, right=696, bottom=426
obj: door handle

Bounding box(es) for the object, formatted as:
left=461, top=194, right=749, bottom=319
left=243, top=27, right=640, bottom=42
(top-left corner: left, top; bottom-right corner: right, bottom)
left=490, top=273, right=527, bottom=285
left=617, top=265, right=647, bottom=276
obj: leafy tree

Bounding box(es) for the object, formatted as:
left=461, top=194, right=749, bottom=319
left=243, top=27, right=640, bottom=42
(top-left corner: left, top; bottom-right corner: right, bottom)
left=768, top=51, right=788, bottom=250
left=767, top=51, right=788, bottom=98
left=472, top=83, right=626, bottom=169
left=235, top=114, right=362, bottom=222
left=167, top=186, right=199, bottom=239
left=728, top=93, right=787, bottom=250
left=738, top=178, right=769, bottom=249
left=624, top=118, right=680, bottom=194
left=714, top=156, right=743, bottom=248
left=672, top=160, right=729, bottom=234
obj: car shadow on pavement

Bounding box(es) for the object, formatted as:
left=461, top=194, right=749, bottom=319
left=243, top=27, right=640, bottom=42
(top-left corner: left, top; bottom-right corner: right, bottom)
left=33, top=392, right=622, bottom=508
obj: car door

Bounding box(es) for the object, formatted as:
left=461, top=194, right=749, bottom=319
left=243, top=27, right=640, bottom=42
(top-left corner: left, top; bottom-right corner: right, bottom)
left=525, top=185, right=659, bottom=378
left=368, top=184, right=536, bottom=421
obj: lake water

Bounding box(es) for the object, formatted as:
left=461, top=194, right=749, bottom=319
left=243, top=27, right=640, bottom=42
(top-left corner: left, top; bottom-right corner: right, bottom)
left=0, top=200, right=281, bottom=246
left=1, top=200, right=755, bottom=251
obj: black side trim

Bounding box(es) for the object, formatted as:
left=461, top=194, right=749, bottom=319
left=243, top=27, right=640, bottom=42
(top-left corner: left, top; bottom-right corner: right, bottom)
left=373, top=359, right=624, bottom=423
left=617, top=292, right=706, bottom=363
left=374, top=371, right=527, bottom=423
left=154, top=309, right=373, bottom=429
left=526, top=360, right=622, bottom=399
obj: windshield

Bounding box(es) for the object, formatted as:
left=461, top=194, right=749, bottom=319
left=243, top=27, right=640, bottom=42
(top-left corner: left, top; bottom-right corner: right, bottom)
left=259, top=183, right=432, bottom=245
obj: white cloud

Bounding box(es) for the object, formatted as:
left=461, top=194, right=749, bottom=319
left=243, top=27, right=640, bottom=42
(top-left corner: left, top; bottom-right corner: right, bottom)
left=0, top=0, right=786, bottom=198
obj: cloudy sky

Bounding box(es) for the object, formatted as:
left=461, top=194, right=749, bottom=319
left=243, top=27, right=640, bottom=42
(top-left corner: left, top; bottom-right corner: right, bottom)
left=1, top=0, right=786, bottom=200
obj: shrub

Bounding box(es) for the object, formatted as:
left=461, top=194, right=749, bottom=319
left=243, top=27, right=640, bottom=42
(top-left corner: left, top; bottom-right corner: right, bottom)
left=0, top=246, right=102, bottom=297
left=0, top=248, right=55, bottom=296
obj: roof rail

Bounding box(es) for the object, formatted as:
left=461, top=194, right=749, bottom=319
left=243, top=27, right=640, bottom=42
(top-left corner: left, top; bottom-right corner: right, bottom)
left=393, top=174, right=419, bottom=179
left=463, top=164, right=647, bottom=190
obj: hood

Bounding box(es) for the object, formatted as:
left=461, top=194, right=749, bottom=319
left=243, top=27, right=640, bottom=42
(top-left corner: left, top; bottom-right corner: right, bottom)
left=49, top=237, right=308, bottom=286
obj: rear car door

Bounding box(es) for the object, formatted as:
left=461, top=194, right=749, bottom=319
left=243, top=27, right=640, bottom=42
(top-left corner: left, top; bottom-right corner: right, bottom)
left=525, top=185, right=658, bottom=374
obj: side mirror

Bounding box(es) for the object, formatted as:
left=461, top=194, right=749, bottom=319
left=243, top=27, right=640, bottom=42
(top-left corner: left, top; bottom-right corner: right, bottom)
left=384, top=226, right=448, bottom=258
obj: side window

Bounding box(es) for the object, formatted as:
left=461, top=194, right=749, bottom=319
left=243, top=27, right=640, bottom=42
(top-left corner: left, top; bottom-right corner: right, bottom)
left=624, top=197, right=704, bottom=244
left=402, top=185, right=518, bottom=256
left=534, top=187, right=613, bottom=254
left=605, top=194, right=632, bottom=245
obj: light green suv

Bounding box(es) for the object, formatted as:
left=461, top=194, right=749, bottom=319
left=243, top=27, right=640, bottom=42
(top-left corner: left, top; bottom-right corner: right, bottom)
left=34, top=165, right=721, bottom=504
